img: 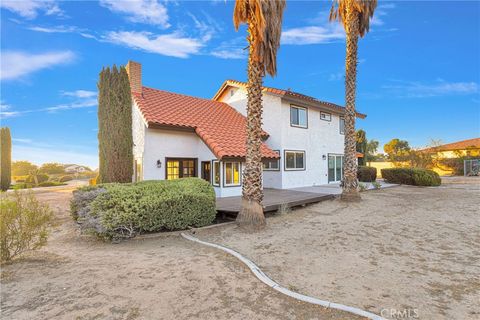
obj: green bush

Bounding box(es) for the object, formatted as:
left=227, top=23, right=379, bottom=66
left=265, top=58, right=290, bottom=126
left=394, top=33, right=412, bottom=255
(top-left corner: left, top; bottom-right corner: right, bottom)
left=12, top=183, right=34, bottom=190
left=357, top=166, right=377, bottom=182
left=59, top=175, right=73, bottom=183
left=381, top=168, right=441, bottom=186
left=26, top=174, right=49, bottom=184
left=71, top=178, right=216, bottom=239
left=0, top=191, right=53, bottom=262
left=38, top=181, right=67, bottom=187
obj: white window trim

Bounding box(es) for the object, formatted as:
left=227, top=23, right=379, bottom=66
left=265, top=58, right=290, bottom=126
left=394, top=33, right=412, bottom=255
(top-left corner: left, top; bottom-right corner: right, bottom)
left=284, top=150, right=306, bottom=171
left=212, top=160, right=220, bottom=187
left=290, top=105, right=308, bottom=128
left=340, top=117, right=345, bottom=135
left=320, top=112, right=332, bottom=122
left=223, top=161, right=241, bottom=187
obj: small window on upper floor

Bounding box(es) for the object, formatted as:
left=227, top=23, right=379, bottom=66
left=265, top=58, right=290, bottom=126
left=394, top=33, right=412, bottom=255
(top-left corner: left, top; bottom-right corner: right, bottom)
left=320, top=112, right=331, bottom=121
left=290, top=105, right=308, bottom=128
left=340, top=117, right=345, bottom=135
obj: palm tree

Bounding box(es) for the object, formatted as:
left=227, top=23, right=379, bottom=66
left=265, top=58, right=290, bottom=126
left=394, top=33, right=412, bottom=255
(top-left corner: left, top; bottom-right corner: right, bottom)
left=233, top=0, right=286, bottom=229
left=329, top=0, right=377, bottom=201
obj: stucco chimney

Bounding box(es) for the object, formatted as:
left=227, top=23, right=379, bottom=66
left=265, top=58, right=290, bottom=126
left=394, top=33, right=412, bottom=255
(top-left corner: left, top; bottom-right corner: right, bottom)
left=125, top=61, right=142, bottom=94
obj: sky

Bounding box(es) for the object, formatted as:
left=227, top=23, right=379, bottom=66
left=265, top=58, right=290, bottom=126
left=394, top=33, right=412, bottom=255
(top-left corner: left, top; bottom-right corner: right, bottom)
left=1, top=0, right=479, bottom=169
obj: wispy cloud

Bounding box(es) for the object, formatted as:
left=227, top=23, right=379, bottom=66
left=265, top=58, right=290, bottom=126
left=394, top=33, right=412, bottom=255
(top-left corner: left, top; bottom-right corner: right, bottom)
left=45, top=99, right=97, bottom=112
left=61, top=90, right=97, bottom=99
left=371, top=3, right=396, bottom=26
left=211, top=37, right=247, bottom=60
left=99, top=0, right=169, bottom=28
left=0, top=0, right=63, bottom=19
left=328, top=72, right=343, bottom=82
left=0, top=50, right=75, bottom=81
left=103, top=31, right=203, bottom=58
left=382, top=79, right=479, bottom=98
left=282, top=25, right=344, bottom=45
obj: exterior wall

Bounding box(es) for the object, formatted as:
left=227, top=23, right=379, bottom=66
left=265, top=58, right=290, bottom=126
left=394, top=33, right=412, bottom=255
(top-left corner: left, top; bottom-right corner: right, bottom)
left=219, top=86, right=347, bottom=189
left=140, top=126, right=244, bottom=197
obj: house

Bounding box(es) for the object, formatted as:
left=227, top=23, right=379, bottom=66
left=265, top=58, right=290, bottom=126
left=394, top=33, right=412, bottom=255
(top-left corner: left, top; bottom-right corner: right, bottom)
left=64, top=164, right=91, bottom=174
left=420, top=138, right=480, bottom=159
left=127, top=61, right=365, bottom=197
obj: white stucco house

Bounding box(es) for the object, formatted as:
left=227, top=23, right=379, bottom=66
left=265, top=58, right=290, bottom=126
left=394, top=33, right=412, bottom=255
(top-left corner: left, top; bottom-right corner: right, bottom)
left=127, top=61, right=365, bottom=198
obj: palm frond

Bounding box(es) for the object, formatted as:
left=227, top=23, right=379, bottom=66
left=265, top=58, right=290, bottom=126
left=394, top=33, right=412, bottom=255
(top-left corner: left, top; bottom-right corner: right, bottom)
left=329, top=0, right=377, bottom=37
left=233, top=0, right=286, bottom=77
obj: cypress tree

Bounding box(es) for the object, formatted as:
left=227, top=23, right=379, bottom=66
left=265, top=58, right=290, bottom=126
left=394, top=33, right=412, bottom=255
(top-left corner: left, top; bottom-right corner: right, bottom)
left=97, top=65, right=133, bottom=183
left=0, top=127, right=12, bottom=191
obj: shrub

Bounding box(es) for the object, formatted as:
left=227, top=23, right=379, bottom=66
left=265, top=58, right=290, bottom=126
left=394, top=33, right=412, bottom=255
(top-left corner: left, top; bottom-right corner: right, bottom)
left=381, top=168, right=441, bottom=186
left=26, top=174, right=49, bottom=185
left=59, top=175, right=73, bottom=182
left=71, top=178, right=216, bottom=239
left=89, top=176, right=97, bottom=186
left=358, top=183, right=368, bottom=192
left=12, top=183, right=34, bottom=190
left=38, top=181, right=66, bottom=187
left=0, top=191, right=53, bottom=262
left=13, top=175, right=28, bottom=183
left=357, top=166, right=377, bottom=182
left=372, top=181, right=381, bottom=189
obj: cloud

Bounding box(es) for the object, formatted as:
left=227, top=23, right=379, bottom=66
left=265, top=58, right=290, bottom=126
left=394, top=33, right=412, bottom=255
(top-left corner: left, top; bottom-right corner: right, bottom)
left=62, top=90, right=97, bottom=99
left=12, top=138, right=33, bottom=143
left=328, top=72, right=343, bottom=82
left=99, top=0, right=169, bottom=28
left=371, top=3, right=396, bottom=27
left=382, top=80, right=479, bottom=98
left=282, top=25, right=344, bottom=45
left=0, top=50, right=75, bottom=81
left=211, top=37, right=247, bottom=60
left=104, top=31, right=203, bottom=58
left=0, top=0, right=63, bottom=19
left=45, top=99, right=97, bottom=112
left=28, top=25, right=79, bottom=33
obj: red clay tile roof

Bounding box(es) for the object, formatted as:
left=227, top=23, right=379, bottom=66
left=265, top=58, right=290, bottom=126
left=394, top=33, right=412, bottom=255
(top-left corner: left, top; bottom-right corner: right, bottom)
left=213, top=80, right=367, bottom=119
left=132, top=86, right=279, bottom=160
left=420, top=138, right=480, bottom=153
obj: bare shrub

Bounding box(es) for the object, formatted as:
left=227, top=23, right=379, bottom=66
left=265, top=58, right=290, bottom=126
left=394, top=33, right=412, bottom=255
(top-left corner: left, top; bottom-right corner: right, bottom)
left=0, top=191, right=53, bottom=262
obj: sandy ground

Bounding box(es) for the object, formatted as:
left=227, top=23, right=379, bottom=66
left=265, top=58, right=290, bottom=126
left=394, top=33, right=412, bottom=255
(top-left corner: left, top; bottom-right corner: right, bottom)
left=1, top=188, right=360, bottom=319
left=195, top=177, right=480, bottom=320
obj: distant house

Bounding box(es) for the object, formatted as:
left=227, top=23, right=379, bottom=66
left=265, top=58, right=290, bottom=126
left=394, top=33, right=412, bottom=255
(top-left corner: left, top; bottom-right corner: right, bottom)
left=420, top=138, right=480, bottom=158
left=64, top=164, right=91, bottom=174
left=127, top=61, right=365, bottom=197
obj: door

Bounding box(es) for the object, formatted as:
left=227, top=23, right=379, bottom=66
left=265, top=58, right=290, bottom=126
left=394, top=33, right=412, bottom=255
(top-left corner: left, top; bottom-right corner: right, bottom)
left=201, top=161, right=211, bottom=183
left=328, top=154, right=344, bottom=183
left=166, top=158, right=197, bottom=180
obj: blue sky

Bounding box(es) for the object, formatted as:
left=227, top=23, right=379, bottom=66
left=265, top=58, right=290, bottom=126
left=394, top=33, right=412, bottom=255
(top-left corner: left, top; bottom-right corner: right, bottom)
left=1, top=0, right=479, bottom=168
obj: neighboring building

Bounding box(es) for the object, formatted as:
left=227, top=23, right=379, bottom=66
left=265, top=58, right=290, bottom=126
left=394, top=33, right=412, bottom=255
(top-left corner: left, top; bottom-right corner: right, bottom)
left=420, top=138, right=480, bottom=158
left=127, top=61, right=365, bottom=197
left=64, top=164, right=90, bottom=174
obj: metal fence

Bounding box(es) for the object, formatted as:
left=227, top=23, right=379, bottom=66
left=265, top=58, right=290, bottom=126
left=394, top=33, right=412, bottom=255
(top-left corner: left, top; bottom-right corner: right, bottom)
left=464, top=159, right=480, bottom=176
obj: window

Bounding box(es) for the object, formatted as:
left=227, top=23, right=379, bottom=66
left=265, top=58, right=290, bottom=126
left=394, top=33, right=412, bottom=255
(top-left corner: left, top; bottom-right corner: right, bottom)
left=166, top=158, right=196, bottom=180
left=224, top=162, right=241, bottom=186
left=263, top=150, right=280, bottom=171
left=340, top=117, right=345, bottom=134
left=290, top=105, right=308, bottom=128
left=320, top=112, right=331, bottom=121
left=212, top=161, right=220, bottom=186
left=284, top=151, right=305, bottom=170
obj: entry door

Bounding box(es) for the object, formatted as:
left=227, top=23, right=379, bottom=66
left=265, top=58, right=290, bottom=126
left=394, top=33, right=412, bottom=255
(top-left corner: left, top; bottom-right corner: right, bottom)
left=201, top=161, right=211, bottom=183
left=328, top=155, right=344, bottom=182
left=166, top=158, right=196, bottom=180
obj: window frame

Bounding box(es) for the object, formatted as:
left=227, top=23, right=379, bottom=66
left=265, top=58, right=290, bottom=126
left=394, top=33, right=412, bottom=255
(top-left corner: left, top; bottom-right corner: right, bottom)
left=165, top=158, right=197, bottom=180
left=284, top=150, right=306, bottom=171
left=339, top=117, right=345, bottom=135
left=223, top=161, right=241, bottom=187
left=320, top=112, right=332, bottom=122
left=290, top=105, right=308, bottom=128
left=212, top=160, right=220, bottom=187
left=263, top=150, right=280, bottom=171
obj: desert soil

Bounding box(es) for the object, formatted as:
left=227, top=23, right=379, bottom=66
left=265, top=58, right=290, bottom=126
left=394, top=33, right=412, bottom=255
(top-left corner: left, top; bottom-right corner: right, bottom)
left=1, top=187, right=360, bottom=320
left=195, top=176, right=480, bottom=320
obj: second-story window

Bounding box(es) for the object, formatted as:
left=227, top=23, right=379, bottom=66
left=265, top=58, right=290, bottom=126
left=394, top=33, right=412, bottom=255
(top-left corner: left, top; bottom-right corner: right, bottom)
left=340, top=117, right=345, bottom=135
left=290, top=105, right=308, bottom=128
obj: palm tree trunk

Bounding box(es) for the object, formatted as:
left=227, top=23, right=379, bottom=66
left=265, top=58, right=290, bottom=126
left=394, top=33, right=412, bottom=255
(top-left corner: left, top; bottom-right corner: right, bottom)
left=236, top=26, right=266, bottom=229
left=341, top=1, right=361, bottom=201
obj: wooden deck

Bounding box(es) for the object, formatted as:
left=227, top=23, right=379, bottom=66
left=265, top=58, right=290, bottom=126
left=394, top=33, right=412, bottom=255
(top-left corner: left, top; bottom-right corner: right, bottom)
left=216, top=188, right=334, bottom=213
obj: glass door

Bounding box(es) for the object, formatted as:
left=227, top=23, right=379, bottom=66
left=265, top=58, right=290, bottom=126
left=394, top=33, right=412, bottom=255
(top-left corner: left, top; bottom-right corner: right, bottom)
left=328, top=154, right=344, bottom=183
